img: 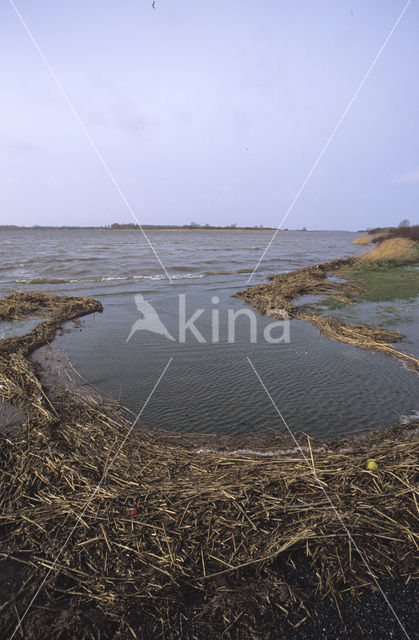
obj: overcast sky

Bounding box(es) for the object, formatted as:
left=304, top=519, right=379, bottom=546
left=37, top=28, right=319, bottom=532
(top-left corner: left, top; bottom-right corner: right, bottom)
left=1, top=0, right=418, bottom=229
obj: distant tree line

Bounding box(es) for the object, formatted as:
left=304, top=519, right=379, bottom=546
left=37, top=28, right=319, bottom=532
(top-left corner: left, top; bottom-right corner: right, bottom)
left=0, top=223, right=311, bottom=231
left=109, top=222, right=276, bottom=230
left=367, top=219, right=419, bottom=244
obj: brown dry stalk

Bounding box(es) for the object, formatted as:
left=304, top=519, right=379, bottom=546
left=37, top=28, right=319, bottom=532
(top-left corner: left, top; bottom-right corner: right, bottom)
left=0, top=291, right=418, bottom=640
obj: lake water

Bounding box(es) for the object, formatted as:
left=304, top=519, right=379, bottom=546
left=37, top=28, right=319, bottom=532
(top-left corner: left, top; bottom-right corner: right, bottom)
left=1, top=228, right=418, bottom=438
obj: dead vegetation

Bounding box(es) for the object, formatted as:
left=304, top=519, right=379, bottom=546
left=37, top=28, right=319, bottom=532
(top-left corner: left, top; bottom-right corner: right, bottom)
left=0, top=292, right=102, bottom=428
left=0, top=292, right=418, bottom=639
left=0, top=290, right=102, bottom=323
left=352, top=235, right=371, bottom=245
left=236, top=257, right=357, bottom=317
left=359, top=237, right=417, bottom=264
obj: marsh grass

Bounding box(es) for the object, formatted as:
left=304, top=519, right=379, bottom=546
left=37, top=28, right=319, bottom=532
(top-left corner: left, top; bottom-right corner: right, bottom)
left=359, top=238, right=418, bottom=264
left=352, top=234, right=371, bottom=245
left=341, top=264, right=419, bottom=302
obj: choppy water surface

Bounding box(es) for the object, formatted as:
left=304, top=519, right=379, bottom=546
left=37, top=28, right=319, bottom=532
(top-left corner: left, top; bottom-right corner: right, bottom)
left=1, top=228, right=417, bottom=438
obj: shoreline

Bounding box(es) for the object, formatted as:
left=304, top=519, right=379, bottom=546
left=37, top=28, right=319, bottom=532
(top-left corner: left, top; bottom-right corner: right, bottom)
left=0, top=278, right=418, bottom=639
left=235, top=247, right=419, bottom=373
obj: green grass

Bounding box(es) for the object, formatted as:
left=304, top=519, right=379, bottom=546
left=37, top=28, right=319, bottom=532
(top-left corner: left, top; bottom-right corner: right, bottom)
left=375, top=312, right=414, bottom=328
left=341, top=263, right=419, bottom=302
left=299, top=296, right=358, bottom=316
left=315, top=297, right=349, bottom=310
left=299, top=257, right=419, bottom=321
left=298, top=248, right=419, bottom=321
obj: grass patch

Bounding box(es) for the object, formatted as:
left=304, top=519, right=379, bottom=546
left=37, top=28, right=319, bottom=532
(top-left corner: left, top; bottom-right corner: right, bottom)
left=338, top=262, right=419, bottom=302
left=376, top=312, right=414, bottom=328
left=315, top=296, right=350, bottom=310
left=300, top=296, right=354, bottom=315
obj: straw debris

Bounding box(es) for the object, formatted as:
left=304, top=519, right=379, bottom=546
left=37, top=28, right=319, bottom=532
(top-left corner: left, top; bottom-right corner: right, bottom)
left=0, top=292, right=102, bottom=428
left=0, top=291, right=418, bottom=639
left=236, top=258, right=357, bottom=317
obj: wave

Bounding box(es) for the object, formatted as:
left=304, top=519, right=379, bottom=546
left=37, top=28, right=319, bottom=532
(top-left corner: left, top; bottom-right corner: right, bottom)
left=132, top=273, right=204, bottom=281
left=14, top=265, right=274, bottom=285
left=16, top=273, right=205, bottom=285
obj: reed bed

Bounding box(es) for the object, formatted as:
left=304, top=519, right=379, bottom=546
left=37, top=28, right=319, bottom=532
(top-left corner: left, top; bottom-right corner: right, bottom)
left=0, top=292, right=418, bottom=639
left=352, top=235, right=371, bottom=245
left=359, top=238, right=417, bottom=263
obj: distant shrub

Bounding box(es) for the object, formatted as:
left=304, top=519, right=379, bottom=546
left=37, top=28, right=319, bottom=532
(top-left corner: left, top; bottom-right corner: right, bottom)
left=367, top=226, right=392, bottom=235
left=386, top=225, right=419, bottom=242
left=371, top=225, right=419, bottom=244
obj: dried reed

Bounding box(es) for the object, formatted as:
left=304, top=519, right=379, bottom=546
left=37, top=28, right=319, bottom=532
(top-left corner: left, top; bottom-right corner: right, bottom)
left=0, top=292, right=418, bottom=639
